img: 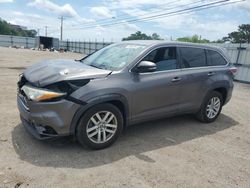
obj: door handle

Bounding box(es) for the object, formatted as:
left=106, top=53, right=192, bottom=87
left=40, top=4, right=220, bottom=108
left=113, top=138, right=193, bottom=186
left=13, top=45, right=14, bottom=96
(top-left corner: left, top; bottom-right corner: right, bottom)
left=171, top=77, right=182, bottom=82
left=207, top=72, right=215, bottom=76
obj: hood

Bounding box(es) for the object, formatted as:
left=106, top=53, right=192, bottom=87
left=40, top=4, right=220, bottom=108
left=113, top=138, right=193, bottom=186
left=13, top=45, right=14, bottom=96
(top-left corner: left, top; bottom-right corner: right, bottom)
left=24, top=59, right=112, bottom=87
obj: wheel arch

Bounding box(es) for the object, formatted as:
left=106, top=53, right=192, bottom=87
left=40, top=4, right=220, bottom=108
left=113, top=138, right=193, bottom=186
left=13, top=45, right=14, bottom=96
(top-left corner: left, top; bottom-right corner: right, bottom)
left=69, top=94, right=129, bottom=135
left=213, top=87, right=227, bottom=104
left=199, top=82, right=229, bottom=111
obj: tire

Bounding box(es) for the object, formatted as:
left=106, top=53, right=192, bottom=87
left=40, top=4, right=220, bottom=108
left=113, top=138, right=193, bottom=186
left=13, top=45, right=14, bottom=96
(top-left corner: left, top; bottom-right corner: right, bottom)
left=76, top=103, right=123, bottom=150
left=196, top=91, right=223, bottom=123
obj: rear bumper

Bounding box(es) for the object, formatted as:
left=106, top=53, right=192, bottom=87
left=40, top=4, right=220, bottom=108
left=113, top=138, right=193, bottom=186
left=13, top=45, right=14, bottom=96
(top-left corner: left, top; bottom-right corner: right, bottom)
left=224, top=85, right=233, bottom=105
left=17, top=94, right=80, bottom=139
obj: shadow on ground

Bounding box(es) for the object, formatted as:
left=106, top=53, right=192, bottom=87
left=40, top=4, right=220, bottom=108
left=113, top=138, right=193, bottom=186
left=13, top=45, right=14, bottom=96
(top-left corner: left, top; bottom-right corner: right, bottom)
left=12, top=114, right=238, bottom=169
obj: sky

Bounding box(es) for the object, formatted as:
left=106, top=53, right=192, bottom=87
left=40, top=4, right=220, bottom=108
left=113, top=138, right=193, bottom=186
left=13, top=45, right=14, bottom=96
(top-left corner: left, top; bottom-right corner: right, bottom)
left=0, top=0, right=249, bottom=42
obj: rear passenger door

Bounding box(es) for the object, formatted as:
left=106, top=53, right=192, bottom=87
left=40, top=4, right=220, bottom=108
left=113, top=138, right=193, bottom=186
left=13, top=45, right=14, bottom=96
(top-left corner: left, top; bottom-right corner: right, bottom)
left=177, top=47, right=211, bottom=111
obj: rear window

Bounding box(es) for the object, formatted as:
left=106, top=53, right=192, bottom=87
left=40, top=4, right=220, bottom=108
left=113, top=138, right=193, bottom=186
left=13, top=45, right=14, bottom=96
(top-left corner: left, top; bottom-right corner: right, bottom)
left=207, top=50, right=227, bottom=66
left=179, top=47, right=206, bottom=68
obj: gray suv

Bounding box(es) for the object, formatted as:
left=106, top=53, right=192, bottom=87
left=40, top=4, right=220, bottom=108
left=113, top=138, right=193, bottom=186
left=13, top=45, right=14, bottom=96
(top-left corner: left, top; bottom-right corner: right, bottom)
left=17, top=41, right=236, bottom=149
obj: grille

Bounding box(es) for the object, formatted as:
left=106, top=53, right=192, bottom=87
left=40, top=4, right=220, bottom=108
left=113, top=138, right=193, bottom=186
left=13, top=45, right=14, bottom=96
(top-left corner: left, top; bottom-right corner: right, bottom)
left=17, top=75, right=30, bottom=111
left=19, top=93, right=30, bottom=111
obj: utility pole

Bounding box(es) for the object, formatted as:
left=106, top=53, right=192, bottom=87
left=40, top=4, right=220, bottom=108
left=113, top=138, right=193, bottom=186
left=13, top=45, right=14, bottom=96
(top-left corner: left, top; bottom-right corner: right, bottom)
left=45, top=26, right=47, bottom=36
left=37, top=28, right=40, bottom=36
left=59, top=16, right=65, bottom=41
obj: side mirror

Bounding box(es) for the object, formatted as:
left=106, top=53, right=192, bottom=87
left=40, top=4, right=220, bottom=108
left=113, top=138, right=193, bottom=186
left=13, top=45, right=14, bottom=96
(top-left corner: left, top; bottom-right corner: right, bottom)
left=134, top=61, right=157, bottom=73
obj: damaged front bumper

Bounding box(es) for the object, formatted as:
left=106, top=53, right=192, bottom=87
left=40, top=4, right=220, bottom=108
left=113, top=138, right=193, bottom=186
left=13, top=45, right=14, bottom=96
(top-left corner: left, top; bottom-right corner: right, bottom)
left=17, top=93, right=81, bottom=139
left=20, top=116, right=58, bottom=140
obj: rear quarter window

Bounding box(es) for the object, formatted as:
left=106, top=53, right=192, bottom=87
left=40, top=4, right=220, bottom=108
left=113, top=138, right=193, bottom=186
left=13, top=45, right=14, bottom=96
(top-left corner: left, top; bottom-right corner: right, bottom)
left=179, top=47, right=206, bottom=68
left=207, top=50, right=228, bottom=66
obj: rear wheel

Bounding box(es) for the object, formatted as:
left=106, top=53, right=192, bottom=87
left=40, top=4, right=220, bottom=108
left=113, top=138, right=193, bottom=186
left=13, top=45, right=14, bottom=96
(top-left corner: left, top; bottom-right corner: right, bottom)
left=196, top=91, right=223, bottom=123
left=76, top=103, right=123, bottom=150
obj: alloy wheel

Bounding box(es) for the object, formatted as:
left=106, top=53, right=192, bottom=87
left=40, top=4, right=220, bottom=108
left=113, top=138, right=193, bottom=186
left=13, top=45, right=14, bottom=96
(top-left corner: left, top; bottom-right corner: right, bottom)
left=206, top=97, right=221, bottom=119
left=86, top=111, right=118, bottom=144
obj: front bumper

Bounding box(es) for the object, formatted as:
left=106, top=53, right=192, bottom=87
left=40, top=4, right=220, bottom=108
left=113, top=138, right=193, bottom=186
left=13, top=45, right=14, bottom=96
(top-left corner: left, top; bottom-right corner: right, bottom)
left=20, top=116, right=57, bottom=140
left=17, top=94, right=80, bottom=139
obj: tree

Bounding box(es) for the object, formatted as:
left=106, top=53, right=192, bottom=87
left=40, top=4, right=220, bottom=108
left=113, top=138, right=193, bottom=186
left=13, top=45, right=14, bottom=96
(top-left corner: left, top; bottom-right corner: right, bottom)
left=122, top=31, right=162, bottom=41
left=177, top=35, right=210, bottom=43
left=151, top=33, right=161, bottom=40
left=220, top=24, right=250, bottom=43
left=0, top=18, right=37, bottom=37
left=215, top=37, right=230, bottom=43
left=238, top=24, right=250, bottom=43
left=0, top=19, right=17, bottom=35
left=228, top=31, right=242, bottom=43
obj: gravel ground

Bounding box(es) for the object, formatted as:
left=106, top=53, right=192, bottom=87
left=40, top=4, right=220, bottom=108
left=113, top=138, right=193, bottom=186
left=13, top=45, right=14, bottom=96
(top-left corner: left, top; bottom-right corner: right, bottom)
left=0, top=47, right=249, bottom=188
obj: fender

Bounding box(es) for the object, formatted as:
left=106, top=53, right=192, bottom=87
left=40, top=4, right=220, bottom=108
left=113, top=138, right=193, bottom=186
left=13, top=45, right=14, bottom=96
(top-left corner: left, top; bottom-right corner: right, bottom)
left=200, top=80, right=231, bottom=109
left=69, top=93, right=129, bottom=135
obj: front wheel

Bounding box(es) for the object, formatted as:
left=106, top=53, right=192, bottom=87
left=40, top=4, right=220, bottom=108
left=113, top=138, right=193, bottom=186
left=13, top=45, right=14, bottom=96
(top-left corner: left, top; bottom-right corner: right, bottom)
left=76, top=103, right=123, bottom=150
left=196, top=91, right=223, bottom=123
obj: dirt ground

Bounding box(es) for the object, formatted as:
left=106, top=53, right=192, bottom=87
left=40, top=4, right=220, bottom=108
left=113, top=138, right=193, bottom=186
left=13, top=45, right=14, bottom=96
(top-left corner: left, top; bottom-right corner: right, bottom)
left=0, top=47, right=249, bottom=188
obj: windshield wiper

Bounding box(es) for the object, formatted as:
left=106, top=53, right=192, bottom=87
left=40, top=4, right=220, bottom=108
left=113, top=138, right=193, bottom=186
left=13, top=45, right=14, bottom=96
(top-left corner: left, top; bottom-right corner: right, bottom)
left=89, top=64, right=102, bottom=69
left=98, top=64, right=108, bottom=70
left=79, top=51, right=96, bottom=62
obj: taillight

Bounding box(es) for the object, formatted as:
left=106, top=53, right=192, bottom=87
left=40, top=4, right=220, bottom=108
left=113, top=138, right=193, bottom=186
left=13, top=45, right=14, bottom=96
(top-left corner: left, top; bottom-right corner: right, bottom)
left=229, top=67, right=237, bottom=75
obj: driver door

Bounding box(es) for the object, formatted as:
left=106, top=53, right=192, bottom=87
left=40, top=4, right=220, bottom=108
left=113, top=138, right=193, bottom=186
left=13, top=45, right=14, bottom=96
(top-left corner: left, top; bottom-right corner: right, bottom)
left=130, top=46, right=184, bottom=123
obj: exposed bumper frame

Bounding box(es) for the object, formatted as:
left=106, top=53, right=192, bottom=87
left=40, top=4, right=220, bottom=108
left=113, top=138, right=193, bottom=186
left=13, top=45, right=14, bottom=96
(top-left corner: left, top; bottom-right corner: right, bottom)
left=21, top=116, right=60, bottom=140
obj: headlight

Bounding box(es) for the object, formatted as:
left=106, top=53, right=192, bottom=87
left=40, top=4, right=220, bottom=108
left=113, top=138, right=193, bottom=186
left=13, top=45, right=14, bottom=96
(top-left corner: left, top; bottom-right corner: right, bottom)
left=21, top=85, right=66, bottom=102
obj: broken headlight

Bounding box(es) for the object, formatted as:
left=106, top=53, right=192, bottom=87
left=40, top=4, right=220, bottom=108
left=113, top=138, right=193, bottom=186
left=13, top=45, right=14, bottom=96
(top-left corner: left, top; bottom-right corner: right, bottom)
left=21, top=85, right=66, bottom=102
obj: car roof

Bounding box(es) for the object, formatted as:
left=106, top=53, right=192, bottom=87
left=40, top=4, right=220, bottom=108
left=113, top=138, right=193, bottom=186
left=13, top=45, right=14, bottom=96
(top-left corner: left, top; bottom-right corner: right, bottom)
left=120, top=40, right=226, bottom=54
left=118, top=40, right=231, bottom=65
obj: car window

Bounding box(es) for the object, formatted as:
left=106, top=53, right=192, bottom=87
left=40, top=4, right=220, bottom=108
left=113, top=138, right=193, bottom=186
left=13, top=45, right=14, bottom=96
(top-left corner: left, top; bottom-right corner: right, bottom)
left=207, top=50, right=227, bottom=66
left=142, top=47, right=177, bottom=71
left=81, top=43, right=147, bottom=71
left=179, top=47, right=206, bottom=68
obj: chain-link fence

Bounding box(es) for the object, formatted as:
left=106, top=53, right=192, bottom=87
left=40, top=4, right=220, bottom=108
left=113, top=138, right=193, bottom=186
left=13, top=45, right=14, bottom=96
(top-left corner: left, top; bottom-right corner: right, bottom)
left=0, top=35, right=112, bottom=54
left=59, top=40, right=112, bottom=54
left=0, top=34, right=35, bottom=48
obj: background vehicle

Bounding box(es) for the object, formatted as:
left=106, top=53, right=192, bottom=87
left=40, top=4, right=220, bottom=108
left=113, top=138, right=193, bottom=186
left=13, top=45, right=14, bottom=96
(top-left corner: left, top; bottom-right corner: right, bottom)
left=17, top=41, right=235, bottom=149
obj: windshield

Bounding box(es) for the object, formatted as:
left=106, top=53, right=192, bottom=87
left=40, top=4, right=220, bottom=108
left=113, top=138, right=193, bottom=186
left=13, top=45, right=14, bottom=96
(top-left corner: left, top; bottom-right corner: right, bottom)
left=81, top=43, right=147, bottom=71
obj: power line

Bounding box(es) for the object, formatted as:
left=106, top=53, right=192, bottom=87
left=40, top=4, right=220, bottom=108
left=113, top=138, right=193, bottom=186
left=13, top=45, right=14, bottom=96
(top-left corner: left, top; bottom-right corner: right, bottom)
left=71, top=0, right=241, bottom=30
left=71, top=0, right=187, bottom=27
left=47, top=0, right=244, bottom=37
left=82, top=0, right=230, bottom=29
left=71, top=0, right=204, bottom=27
left=128, top=0, right=245, bottom=24
left=180, top=0, right=245, bottom=15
